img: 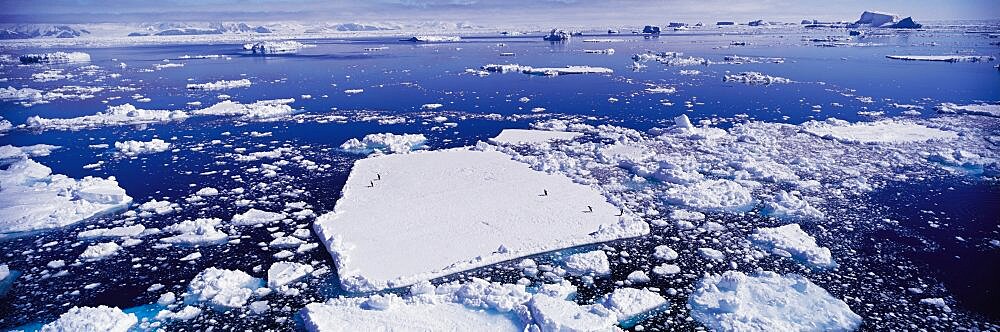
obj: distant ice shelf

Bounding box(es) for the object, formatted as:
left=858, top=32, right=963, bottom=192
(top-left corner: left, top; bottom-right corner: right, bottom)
left=313, top=148, right=648, bottom=291
left=886, top=55, right=995, bottom=63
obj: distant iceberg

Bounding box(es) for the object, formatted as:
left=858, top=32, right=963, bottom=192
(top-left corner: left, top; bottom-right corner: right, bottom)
left=403, top=36, right=461, bottom=42
left=854, top=11, right=899, bottom=27
left=19, top=51, right=90, bottom=64
left=243, top=41, right=309, bottom=54
left=543, top=29, right=571, bottom=41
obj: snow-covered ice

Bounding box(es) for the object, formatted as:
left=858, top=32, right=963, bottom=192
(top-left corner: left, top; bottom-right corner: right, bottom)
left=490, top=129, right=582, bottom=145
left=886, top=55, right=995, bottom=63
left=185, top=267, right=264, bottom=310
left=231, top=208, right=286, bottom=226
left=186, top=79, right=252, bottom=90
left=802, top=118, right=957, bottom=144
left=40, top=305, right=137, bottom=332
left=751, top=224, right=836, bottom=268
left=314, top=149, right=647, bottom=291
left=723, top=72, right=792, bottom=85
left=339, top=133, right=427, bottom=155
left=114, top=139, right=171, bottom=156
left=689, top=271, right=862, bottom=331
left=25, top=103, right=189, bottom=130
left=562, top=250, right=611, bottom=276
left=19, top=51, right=91, bottom=64
left=936, top=103, right=1000, bottom=118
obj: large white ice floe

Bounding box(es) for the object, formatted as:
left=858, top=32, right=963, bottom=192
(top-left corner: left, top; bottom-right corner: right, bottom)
left=301, top=277, right=665, bottom=331
left=192, top=98, right=296, bottom=119
left=114, top=139, right=171, bottom=156
left=665, top=179, right=756, bottom=213
left=267, top=262, right=314, bottom=291
left=19, top=51, right=91, bottom=64
left=751, top=224, right=836, bottom=268
left=185, top=267, right=264, bottom=310
left=339, top=133, right=427, bottom=155
left=186, top=78, right=252, bottom=90
left=25, top=103, right=189, bottom=130
left=481, top=63, right=613, bottom=76
left=314, top=149, right=648, bottom=291
left=689, top=271, right=862, bottom=331
left=231, top=208, right=286, bottom=226
left=936, top=103, right=1000, bottom=118
left=562, top=250, right=611, bottom=276
left=801, top=118, right=957, bottom=144
left=40, top=305, right=137, bottom=332
left=0, top=150, right=131, bottom=238
left=490, top=129, right=583, bottom=145
left=723, top=72, right=792, bottom=85
left=886, top=55, right=995, bottom=63
left=243, top=41, right=309, bottom=54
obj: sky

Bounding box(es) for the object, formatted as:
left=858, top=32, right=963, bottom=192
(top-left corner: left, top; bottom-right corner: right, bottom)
left=1, top=0, right=997, bottom=25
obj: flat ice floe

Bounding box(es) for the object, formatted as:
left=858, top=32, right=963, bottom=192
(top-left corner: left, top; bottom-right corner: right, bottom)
left=886, top=55, right=995, bottom=62
left=114, top=139, right=171, bottom=156
left=25, top=103, right=188, bottom=130
left=689, top=271, right=861, bottom=331
left=0, top=150, right=132, bottom=238
left=314, top=149, right=648, bottom=291
left=40, top=305, right=137, bottom=332
left=936, top=103, right=1000, bottom=118
left=192, top=99, right=296, bottom=119
left=19, top=51, right=91, bottom=64
left=751, top=224, right=835, bottom=268
left=339, top=133, right=427, bottom=155
left=490, top=129, right=583, bottom=145
left=481, top=64, right=613, bottom=76
left=723, top=72, right=792, bottom=85
left=303, top=300, right=521, bottom=332
left=404, top=36, right=461, bottom=42
left=802, top=118, right=958, bottom=144
left=186, top=79, right=252, bottom=90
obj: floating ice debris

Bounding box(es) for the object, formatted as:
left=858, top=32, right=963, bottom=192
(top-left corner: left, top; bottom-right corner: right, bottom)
left=155, top=306, right=203, bottom=321
left=160, top=218, right=228, bottom=245
left=886, top=55, right=995, bottom=62
left=78, top=225, right=145, bottom=239
left=114, top=139, right=171, bottom=156
left=40, top=305, right=137, bottom=332
left=723, top=72, right=792, bottom=85
left=698, top=248, right=725, bottom=261
left=801, top=118, right=958, bottom=144
left=10, top=144, right=61, bottom=157
left=192, top=99, right=296, bottom=119
left=153, top=62, right=183, bottom=70
left=632, top=52, right=707, bottom=66
left=243, top=41, right=309, bottom=54
left=303, top=296, right=521, bottom=331
left=314, top=149, right=648, bottom=291
left=195, top=187, right=219, bottom=196
left=936, top=103, right=1000, bottom=118
left=645, top=86, right=677, bottom=94
left=344, top=89, right=364, bottom=94
left=1, top=85, right=103, bottom=107
left=231, top=208, right=286, bottom=226
left=652, top=264, right=680, bottom=275
left=25, top=103, right=189, bottom=130
left=403, top=36, right=461, bottom=42
left=339, top=133, right=427, bottom=155
left=0, top=152, right=131, bottom=238
left=79, top=242, right=122, bottom=261
left=751, top=224, right=836, bottom=268
left=562, top=250, right=611, bottom=276
left=602, top=288, right=667, bottom=323
left=185, top=267, right=264, bottom=310
left=689, top=271, right=862, bottom=331
left=653, top=245, right=679, bottom=261
left=490, top=129, right=582, bottom=145
left=666, top=179, right=755, bottom=213
left=528, top=294, right=618, bottom=331
left=421, top=103, right=444, bottom=110
left=19, top=51, right=91, bottom=64
left=267, top=262, right=314, bottom=291
left=584, top=48, right=615, bottom=54
left=186, top=79, right=252, bottom=90
left=919, top=298, right=952, bottom=312
left=762, top=190, right=824, bottom=219
left=481, top=64, right=613, bottom=76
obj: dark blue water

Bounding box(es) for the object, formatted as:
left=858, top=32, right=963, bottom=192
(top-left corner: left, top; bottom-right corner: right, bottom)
left=0, top=27, right=998, bottom=330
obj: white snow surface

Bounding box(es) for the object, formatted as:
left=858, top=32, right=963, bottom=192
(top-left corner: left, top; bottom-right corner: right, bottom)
left=802, top=118, right=958, bottom=144
left=314, top=148, right=648, bottom=291
left=40, top=305, right=137, bottom=332
left=936, top=103, right=1000, bottom=118
left=0, top=152, right=132, bottom=238
left=339, top=133, right=427, bottom=155
left=20, top=51, right=91, bottom=64
left=231, top=208, right=286, bottom=225
left=689, top=271, right=862, bottom=332
left=160, top=218, right=228, bottom=245
left=602, top=288, right=668, bottom=323
left=886, top=55, right=995, bottom=62
left=192, top=99, right=296, bottom=119
left=25, top=103, right=188, bottom=130
left=267, top=261, right=314, bottom=290
left=751, top=224, right=836, bottom=268
left=665, top=179, right=756, bottom=213
left=491, top=129, right=583, bottom=145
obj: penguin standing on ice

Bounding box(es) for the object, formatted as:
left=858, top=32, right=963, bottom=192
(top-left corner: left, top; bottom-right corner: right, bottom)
left=369, top=180, right=375, bottom=188
left=586, top=205, right=593, bottom=213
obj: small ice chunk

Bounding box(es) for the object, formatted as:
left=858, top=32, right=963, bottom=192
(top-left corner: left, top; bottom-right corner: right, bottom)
left=563, top=250, right=611, bottom=276
left=40, top=305, right=137, bottom=332
left=185, top=267, right=263, bottom=310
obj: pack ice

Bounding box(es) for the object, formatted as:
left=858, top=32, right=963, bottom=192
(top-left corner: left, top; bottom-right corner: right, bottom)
left=314, top=148, right=648, bottom=291
left=0, top=146, right=132, bottom=238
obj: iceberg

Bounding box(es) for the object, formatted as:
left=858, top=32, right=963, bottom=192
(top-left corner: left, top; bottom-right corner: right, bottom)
left=0, top=152, right=132, bottom=238
left=854, top=11, right=900, bottom=27
left=481, top=64, right=613, bottom=76
left=723, top=72, right=793, bottom=85
left=313, top=149, right=648, bottom=291
left=889, top=17, right=922, bottom=29
left=543, top=29, right=571, bottom=41
left=19, top=51, right=91, bottom=64
left=243, top=41, right=309, bottom=54
left=403, top=36, right=461, bottom=42
left=114, top=139, right=171, bottom=156
left=192, top=99, right=296, bottom=119
left=886, top=55, right=994, bottom=62
left=689, top=271, right=862, bottom=331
